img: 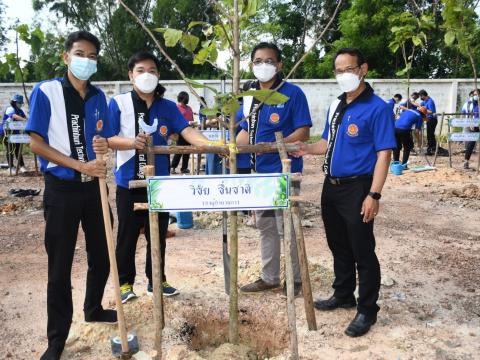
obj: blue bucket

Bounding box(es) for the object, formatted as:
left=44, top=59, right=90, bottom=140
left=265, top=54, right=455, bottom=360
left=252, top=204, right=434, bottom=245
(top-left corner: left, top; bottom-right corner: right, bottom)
left=176, top=211, right=193, bottom=229
left=390, top=161, right=403, bottom=176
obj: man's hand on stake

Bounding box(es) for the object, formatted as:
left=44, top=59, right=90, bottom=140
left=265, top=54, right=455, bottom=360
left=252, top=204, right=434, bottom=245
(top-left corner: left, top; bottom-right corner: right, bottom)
left=361, top=195, right=379, bottom=223
left=289, top=141, right=309, bottom=158
left=134, top=133, right=148, bottom=150
left=80, top=159, right=107, bottom=179
left=93, top=135, right=109, bottom=155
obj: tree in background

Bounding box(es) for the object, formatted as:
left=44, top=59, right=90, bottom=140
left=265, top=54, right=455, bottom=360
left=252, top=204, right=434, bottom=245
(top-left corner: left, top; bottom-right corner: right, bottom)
left=316, top=0, right=406, bottom=78
left=442, top=0, right=480, bottom=89
left=0, top=0, right=7, bottom=52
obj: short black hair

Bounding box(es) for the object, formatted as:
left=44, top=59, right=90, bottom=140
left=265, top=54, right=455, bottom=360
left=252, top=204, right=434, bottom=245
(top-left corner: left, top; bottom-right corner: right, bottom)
left=333, top=48, right=366, bottom=68
left=469, top=90, right=474, bottom=96
left=418, top=89, right=428, bottom=97
left=394, top=94, right=402, bottom=100
left=64, top=31, right=101, bottom=54
left=127, top=51, right=161, bottom=71
left=411, top=92, right=419, bottom=98
left=250, top=42, right=282, bottom=62
left=178, top=91, right=189, bottom=105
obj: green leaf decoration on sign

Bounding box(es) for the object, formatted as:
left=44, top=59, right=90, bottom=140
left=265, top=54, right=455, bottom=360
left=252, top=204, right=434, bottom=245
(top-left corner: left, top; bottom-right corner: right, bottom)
left=237, top=89, right=289, bottom=105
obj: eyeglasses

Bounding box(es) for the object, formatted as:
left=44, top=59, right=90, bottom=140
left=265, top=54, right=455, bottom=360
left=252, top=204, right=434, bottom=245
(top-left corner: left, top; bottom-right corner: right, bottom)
left=252, top=59, right=277, bottom=66
left=333, top=65, right=360, bottom=75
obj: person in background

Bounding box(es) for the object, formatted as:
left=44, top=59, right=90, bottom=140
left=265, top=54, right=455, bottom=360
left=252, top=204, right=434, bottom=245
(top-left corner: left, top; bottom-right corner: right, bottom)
left=2, top=94, right=28, bottom=172
left=399, top=92, right=419, bottom=111
left=385, top=93, right=402, bottom=116
left=393, top=106, right=428, bottom=168
left=171, top=91, right=195, bottom=174
left=419, top=89, right=448, bottom=156
left=461, top=89, right=479, bottom=169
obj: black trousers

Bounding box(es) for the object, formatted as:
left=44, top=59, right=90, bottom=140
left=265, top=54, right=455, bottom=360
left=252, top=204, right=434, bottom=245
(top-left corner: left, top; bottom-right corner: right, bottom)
left=171, top=135, right=190, bottom=171
left=393, top=128, right=414, bottom=164
left=115, top=186, right=168, bottom=286
left=321, top=178, right=380, bottom=316
left=426, top=118, right=438, bottom=151
left=6, top=142, right=24, bottom=167
left=465, top=127, right=479, bottom=160
left=43, top=174, right=110, bottom=349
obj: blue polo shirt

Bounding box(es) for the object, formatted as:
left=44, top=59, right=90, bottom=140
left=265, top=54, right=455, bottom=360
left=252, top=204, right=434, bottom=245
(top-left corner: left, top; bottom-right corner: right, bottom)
left=26, top=76, right=114, bottom=180
left=395, top=109, right=423, bottom=130
left=421, top=97, right=436, bottom=121
left=322, top=83, right=396, bottom=178
left=461, top=101, right=479, bottom=118
left=2, top=106, right=26, bottom=135
left=239, top=81, right=312, bottom=173
left=109, top=91, right=189, bottom=189
left=386, top=98, right=396, bottom=113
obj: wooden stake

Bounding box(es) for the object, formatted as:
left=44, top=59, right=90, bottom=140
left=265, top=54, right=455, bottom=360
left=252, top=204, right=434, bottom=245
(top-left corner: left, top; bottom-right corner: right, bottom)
left=433, top=112, right=445, bottom=166
left=145, top=165, right=164, bottom=360
left=97, top=154, right=130, bottom=356
left=274, top=131, right=316, bottom=331
left=447, top=117, right=452, bottom=168
left=282, top=159, right=299, bottom=360
left=142, top=143, right=300, bottom=155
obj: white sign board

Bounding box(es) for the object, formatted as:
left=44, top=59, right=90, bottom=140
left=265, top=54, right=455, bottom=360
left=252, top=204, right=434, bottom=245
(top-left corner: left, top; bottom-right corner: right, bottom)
left=147, top=174, right=289, bottom=212
left=4, top=120, right=27, bottom=131
left=448, top=132, right=480, bottom=142
left=200, top=130, right=230, bottom=142
left=8, top=134, right=30, bottom=143
left=449, top=118, right=480, bottom=127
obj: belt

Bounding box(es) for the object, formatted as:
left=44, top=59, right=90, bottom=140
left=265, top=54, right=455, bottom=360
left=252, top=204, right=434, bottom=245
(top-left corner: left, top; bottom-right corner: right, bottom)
left=45, top=172, right=96, bottom=183
left=326, top=174, right=372, bottom=186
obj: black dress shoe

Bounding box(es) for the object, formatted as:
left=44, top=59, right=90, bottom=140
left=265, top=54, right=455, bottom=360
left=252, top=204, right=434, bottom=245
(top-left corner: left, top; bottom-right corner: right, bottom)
left=313, top=295, right=356, bottom=311
left=40, top=346, right=63, bottom=360
left=345, top=312, right=377, bottom=337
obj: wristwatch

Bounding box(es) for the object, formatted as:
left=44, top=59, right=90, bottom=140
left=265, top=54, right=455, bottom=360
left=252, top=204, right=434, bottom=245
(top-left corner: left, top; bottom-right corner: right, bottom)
left=368, top=192, right=382, bottom=200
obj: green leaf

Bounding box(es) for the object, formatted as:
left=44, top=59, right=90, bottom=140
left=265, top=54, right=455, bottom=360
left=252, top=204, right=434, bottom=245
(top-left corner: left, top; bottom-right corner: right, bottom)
left=396, top=68, right=408, bottom=77
left=200, top=107, right=220, bottom=116
left=237, top=89, right=289, bottom=105
left=163, top=28, right=183, bottom=47
left=184, top=78, right=218, bottom=94
left=181, top=34, right=199, bottom=52
left=412, top=36, right=422, bottom=47
left=221, top=98, right=240, bottom=115
left=445, top=31, right=456, bottom=46
left=152, top=27, right=167, bottom=33
left=193, top=47, right=209, bottom=64
left=188, top=21, right=209, bottom=29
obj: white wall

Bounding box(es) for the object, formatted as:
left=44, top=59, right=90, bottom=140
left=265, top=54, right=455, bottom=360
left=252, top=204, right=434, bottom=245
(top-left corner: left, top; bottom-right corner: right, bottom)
left=1, top=78, right=477, bottom=135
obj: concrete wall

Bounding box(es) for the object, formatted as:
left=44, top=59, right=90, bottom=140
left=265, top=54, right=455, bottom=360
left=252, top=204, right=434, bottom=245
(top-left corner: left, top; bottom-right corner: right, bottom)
left=1, top=78, right=477, bottom=135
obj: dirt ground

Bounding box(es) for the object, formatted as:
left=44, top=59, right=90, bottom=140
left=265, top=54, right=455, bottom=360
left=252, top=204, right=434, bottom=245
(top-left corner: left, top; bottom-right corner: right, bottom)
left=0, top=147, right=479, bottom=360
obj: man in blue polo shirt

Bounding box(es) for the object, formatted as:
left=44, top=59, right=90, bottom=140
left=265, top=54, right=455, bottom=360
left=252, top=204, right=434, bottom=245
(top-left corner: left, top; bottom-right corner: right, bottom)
left=26, top=31, right=116, bottom=360
left=236, top=42, right=312, bottom=296
left=292, top=48, right=396, bottom=337
left=419, top=89, right=448, bottom=156
left=461, top=89, right=479, bottom=169
left=393, top=106, right=428, bottom=167
left=385, top=93, right=402, bottom=116
left=107, top=51, right=210, bottom=303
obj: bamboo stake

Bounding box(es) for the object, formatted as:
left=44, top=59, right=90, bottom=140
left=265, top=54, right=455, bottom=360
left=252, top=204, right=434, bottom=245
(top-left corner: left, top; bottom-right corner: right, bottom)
left=274, top=132, right=316, bottom=331
left=228, top=0, right=240, bottom=345
left=282, top=159, right=299, bottom=360
left=145, top=165, right=164, bottom=360
left=140, top=143, right=300, bottom=155
left=433, top=112, right=445, bottom=166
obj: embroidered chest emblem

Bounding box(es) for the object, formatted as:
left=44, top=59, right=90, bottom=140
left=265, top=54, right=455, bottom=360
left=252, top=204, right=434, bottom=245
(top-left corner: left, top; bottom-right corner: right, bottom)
left=96, top=119, right=103, bottom=132
left=159, top=125, right=168, bottom=136
left=269, top=112, right=280, bottom=124
left=347, top=123, right=359, bottom=137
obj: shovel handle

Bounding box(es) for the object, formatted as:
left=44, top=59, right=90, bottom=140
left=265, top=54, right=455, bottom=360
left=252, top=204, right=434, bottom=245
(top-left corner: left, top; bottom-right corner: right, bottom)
left=97, top=154, right=130, bottom=354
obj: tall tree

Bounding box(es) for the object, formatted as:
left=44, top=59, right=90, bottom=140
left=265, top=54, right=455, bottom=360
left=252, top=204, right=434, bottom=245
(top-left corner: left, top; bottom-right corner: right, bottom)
left=316, top=0, right=406, bottom=78
left=0, top=0, right=7, bottom=52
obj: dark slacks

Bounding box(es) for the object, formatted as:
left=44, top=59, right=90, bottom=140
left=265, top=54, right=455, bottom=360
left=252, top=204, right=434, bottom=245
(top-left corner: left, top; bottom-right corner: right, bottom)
left=465, top=127, right=479, bottom=160
left=321, top=178, right=380, bottom=316
left=426, top=118, right=438, bottom=151
left=115, top=186, right=168, bottom=286
left=171, top=135, right=190, bottom=171
left=393, top=128, right=414, bottom=164
left=43, top=174, right=110, bottom=349
left=6, top=142, right=24, bottom=167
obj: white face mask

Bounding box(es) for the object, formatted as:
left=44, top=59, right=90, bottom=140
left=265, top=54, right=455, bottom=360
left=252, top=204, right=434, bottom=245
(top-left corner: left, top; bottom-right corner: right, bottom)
left=253, top=63, right=277, bottom=83
left=335, top=72, right=362, bottom=93
left=134, top=72, right=159, bottom=93
left=474, top=95, right=479, bottom=101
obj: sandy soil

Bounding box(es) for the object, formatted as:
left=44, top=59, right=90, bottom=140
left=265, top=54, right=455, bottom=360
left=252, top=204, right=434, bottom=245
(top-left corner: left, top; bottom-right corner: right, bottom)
left=0, top=148, right=479, bottom=359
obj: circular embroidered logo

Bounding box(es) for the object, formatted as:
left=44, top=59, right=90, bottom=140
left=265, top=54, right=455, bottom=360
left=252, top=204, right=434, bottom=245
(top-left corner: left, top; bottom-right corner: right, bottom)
left=269, top=112, right=280, bottom=124
left=159, top=125, right=168, bottom=136
left=347, top=124, right=359, bottom=137
left=96, top=120, right=103, bottom=132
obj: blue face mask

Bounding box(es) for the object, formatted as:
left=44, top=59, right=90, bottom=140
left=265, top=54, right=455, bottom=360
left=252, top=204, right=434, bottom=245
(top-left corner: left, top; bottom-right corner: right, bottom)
left=69, top=55, right=97, bottom=81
